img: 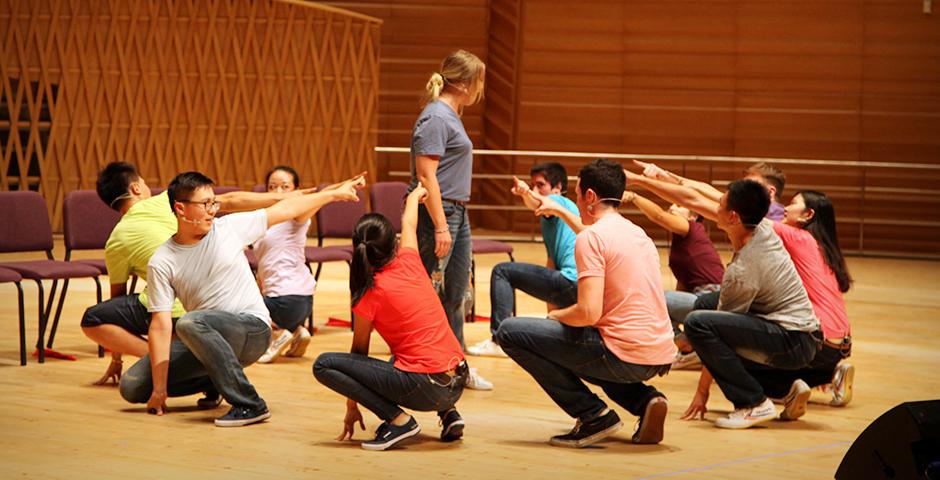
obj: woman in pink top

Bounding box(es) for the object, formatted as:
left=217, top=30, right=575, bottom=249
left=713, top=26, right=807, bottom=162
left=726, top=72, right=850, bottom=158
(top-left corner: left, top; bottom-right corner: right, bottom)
left=254, top=166, right=316, bottom=363
left=748, top=190, right=854, bottom=408
left=313, top=184, right=468, bottom=452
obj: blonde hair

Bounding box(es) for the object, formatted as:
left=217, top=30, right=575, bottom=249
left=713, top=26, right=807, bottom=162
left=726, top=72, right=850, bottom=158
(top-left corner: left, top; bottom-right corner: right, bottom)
left=422, top=50, right=485, bottom=107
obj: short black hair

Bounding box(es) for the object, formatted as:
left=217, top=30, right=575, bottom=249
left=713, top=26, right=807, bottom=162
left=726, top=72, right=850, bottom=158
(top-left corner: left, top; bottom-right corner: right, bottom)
left=266, top=165, right=300, bottom=188
left=577, top=159, right=625, bottom=207
left=530, top=162, right=568, bottom=193
left=726, top=179, right=770, bottom=228
left=167, top=171, right=215, bottom=213
left=96, top=161, right=140, bottom=211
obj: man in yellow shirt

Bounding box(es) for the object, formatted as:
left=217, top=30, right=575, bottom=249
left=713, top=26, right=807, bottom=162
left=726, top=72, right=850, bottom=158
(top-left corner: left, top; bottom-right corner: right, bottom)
left=81, top=162, right=308, bottom=394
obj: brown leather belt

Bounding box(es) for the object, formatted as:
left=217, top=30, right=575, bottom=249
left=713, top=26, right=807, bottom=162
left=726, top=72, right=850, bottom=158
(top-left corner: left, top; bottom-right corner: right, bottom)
left=442, top=198, right=468, bottom=207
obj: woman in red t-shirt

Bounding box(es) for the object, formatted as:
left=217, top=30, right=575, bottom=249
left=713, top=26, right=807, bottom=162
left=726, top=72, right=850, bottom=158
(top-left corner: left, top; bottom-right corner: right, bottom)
left=748, top=190, right=854, bottom=410
left=313, top=184, right=468, bottom=451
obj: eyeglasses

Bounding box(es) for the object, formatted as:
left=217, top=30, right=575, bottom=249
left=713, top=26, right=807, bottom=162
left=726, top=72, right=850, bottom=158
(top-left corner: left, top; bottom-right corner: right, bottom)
left=179, top=198, right=221, bottom=212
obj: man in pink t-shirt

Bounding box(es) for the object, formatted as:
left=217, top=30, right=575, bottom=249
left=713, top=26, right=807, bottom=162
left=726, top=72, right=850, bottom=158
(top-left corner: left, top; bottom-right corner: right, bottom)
left=497, top=159, right=677, bottom=449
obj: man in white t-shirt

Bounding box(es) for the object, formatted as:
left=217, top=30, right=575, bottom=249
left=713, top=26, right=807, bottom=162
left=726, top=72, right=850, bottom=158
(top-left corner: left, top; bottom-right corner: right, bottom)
left=118, top=171, right=363, bottom=427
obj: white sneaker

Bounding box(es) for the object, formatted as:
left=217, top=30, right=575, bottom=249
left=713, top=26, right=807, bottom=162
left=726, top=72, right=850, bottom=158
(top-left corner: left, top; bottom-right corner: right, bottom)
left=672, top=351, right=702, bottom=370
left=829, top=363, right=854, bottom=407
left=780, top=379, right=811, bottom=420
left=257, top=329, right=293, bottom=364
left=467, top=338, right=507, bottom=358
left=715, top=398, right=778, bottom=429
left=465, top=367, right=493, bottom=391
left=284, top=326, right=311, bottom=357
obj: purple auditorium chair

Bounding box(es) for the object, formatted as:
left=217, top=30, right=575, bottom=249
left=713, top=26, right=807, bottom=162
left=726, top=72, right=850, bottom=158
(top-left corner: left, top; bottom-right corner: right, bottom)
left=368, top=181, right=409, bottom=233
left=0, top=266, right=27, bottom=365
left=469, top=239, right=516, bottom=322
left=0, top=191, right=101, bottom=363
left=60, top=190, right=121, bottom=356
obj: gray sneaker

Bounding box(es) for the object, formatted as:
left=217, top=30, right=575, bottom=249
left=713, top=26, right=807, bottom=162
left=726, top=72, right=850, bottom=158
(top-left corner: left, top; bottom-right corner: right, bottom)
left=829, top=363, right=854, bottom=407
left=780, top=379, right=811, bottom=420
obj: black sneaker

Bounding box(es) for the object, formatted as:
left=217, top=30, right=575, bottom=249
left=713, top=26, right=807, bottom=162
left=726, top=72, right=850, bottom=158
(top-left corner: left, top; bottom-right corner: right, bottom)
left=361, top=417, right=420, bottom=451
left=439, top=409, right=465, bottom=442
left=214, top=405, right=271, bottom=427
left=549, top=409, right=623, bottom=448
left=197, top=391, right=223, bottom=409
left=632, top=396, right=667, bottom=444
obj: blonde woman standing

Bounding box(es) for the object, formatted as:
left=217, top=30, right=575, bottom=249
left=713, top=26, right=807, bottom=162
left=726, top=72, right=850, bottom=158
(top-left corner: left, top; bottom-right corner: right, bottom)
left=410, top=50, right=491, bottom=390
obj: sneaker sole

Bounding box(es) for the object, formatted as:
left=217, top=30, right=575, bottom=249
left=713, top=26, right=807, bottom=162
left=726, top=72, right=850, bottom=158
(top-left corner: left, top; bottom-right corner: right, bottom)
left=633, top=398, right=667, bottom=444
left=214, top=411, right=271, bottom=427
left=441, top=420, right=465, bottom=442
left=830, top=364, right=854, bottom=407
left=285, top=334, right=311, bottom=358
left=715, top=412, right=778, bottom=429
left=361, top=426, right=421, bottom=451
left=257, top=336, right=294, bottom=364
left=549, top=420, right=623, bottom=448
left=781, top=382, right=812, bottom=421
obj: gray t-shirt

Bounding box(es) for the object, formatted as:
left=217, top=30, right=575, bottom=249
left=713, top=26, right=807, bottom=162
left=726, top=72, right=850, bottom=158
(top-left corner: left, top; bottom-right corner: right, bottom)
left=409, top=100, right=473, bottom=202
left=719, top=219, right=818, bottom=332
left=147, top=210, right=271, bottom=326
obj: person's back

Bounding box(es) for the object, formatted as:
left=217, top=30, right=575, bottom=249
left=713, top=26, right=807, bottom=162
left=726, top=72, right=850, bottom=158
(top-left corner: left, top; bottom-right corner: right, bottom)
left=577, top=213, right=675, bottom=366
left=668, top=220, right=724, bottom=292
left=542, top=194, right=579, bottom=282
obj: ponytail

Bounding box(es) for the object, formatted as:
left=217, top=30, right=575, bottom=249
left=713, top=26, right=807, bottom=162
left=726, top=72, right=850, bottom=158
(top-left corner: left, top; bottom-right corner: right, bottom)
left=422, top=72, right=445, bottom=106
left=349, top=213, right=398, bottom=307
left=420, top=50, right=485, bottom=107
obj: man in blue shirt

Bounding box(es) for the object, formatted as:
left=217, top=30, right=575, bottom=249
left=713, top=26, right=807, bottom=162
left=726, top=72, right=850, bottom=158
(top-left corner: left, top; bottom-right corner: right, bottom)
left=468, top=162, right=580, bottom=357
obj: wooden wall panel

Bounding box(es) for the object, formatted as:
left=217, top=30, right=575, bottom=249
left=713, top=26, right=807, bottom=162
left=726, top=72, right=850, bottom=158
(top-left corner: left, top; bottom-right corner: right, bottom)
left=1, top=0, right=380, bottom=231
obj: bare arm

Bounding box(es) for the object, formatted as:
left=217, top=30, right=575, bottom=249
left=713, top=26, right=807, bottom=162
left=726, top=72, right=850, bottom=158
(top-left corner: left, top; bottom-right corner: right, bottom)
left=415, top=155, right=446, bottom=230
left=547, top=276, right=604, bottom=327
left=146, top=311, right=173, bottom=415
left=264, top=177, right=363, bottom=228
left=633, top=159, right=723, bottom=202
left=217, top=189, right=314, bottom=213
left=622, top=191, right=690, bottom=236
left=511, top=176, right=542, bottom=211
left=626, top=170, right=719, bottom=222
left=531, top=190, right=586, bottom=234
left=338, top=313, right=372, bottom=441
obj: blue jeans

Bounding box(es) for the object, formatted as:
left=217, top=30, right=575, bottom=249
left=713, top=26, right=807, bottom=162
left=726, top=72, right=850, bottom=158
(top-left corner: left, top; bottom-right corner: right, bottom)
left=417, top=203, right=472, bottom=347
left=684, top=310, right=820, bottom=409
left=264, top=294, right=312, bottom=332
left=120, top=311, right=271, bottom=410
left=489, top=262, right=577, bottom=338
left=496, top=317, right=669, bottom=422
left=313, top=352, right=466, bottom=421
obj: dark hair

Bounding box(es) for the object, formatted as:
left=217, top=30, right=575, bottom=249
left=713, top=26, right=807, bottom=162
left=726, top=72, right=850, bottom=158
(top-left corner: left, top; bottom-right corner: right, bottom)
left=167, top=171, right=215, bottom=213
left=350, top=213, right=398, bottom=307
left=530, top=162, right=568, bottom=193
left=266, top=165, right=300, bottom=188
left=743, top=162, right=786, bottom=201
left=798, top=190, right=852, bottom=292
left=96, top=161, right=140, bottom=211
left=577, top=159, right=625, bottom=208
left=726, top=179, right=770, bottom=228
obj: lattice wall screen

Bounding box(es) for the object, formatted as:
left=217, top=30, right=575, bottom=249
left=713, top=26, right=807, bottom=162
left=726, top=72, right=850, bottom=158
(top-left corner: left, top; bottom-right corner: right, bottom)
left=1, top=0, right=380, bottom=230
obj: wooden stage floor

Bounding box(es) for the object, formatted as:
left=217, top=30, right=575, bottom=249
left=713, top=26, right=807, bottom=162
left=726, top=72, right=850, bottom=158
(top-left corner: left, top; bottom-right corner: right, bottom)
left=1, top=241, right=938, bottom=479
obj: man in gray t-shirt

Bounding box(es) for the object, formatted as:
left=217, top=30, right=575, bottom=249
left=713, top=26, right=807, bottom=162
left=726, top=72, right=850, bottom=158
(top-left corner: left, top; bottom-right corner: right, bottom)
left=118, top=171, right=363, bottom=427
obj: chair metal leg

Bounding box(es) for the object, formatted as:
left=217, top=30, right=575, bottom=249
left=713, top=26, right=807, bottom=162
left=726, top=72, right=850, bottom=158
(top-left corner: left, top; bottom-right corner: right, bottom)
left=16, top=282, right=26, bottom=366
left=508, top=252, right=517, bottom=317
left=43, top=279, right=59, bottom=323
left=47, top=278, right=69, bottom=348
left=469, top=257, right=476, bottom=323
left=95, top=276, right=104, bottom=357
left=128, top=275, right=138, bottom=294
left=35, top=280, right=47, bottom=363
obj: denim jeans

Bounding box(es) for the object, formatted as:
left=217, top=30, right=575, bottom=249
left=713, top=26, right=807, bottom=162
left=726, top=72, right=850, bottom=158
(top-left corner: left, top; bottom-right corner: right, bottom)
left=684, top=310, right=820, bottom=409
left=746, top=343, right=850, bottom=398
left=313, top=352, right=466, bottom=422
left=417, top=202, right=472, bottom=347
left=263, top=294, right=312, bottom=332
left=693, top=290, right=721, bottom=311
left=496, top=317, right=669, bottom=422
left=81, top=294, right=151, bottom=335
left=120, top=311, right=271, bottom=410
left=489, top=262, right=578, bottom=338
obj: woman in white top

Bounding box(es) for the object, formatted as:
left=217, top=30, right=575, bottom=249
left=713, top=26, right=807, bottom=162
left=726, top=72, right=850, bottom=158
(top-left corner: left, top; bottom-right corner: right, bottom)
left=254, top=165, right=316, bottom=363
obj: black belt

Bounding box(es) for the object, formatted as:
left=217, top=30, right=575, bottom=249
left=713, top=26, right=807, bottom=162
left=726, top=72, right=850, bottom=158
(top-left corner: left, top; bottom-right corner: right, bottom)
left=442, top=198, right=468, bottom=207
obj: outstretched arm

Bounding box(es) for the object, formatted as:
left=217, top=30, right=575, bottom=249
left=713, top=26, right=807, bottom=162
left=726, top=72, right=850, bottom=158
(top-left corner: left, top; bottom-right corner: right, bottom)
left=400, top=183, right=428, bottom=251
left=625, top=170, right=719, bottom=222
left=632, top=159, right=723, bottom=202
left=264, top=176, right=364, bottom=228
left=531, top=190, right=586, bottom=234
left=337, top=313, right=373, bottom=441
left=622, top=190, right=690, bottom=236
left=510, top=176, right=543, bottom=212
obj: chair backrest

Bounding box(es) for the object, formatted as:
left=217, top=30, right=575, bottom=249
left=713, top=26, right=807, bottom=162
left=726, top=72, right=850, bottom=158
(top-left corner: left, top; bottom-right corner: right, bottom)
left=369, top=182, right=409, bottom=233
left=316, top=183, right=367, bottom=240
left=0, top=191, right=54, bottom=253
left=63, top=190, right=122, bottom=252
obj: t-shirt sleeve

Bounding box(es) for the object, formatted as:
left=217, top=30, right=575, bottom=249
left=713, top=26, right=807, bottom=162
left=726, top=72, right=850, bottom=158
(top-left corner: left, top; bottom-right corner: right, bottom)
left=221, top=210, right=269, bottom=247
left=104, top=237, right=131, bottom=285
left=575, top=230, right=606, bottom=279
left=412, top=115, right=448, bottom=157
left=146, top=257, right=176, bottom=313
left=718, top=264, right=759, bottom=314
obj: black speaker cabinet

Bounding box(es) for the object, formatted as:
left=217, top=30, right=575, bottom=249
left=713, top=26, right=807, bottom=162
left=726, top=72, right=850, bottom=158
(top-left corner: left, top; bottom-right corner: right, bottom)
left=836, top=400, right=940, bottom=479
